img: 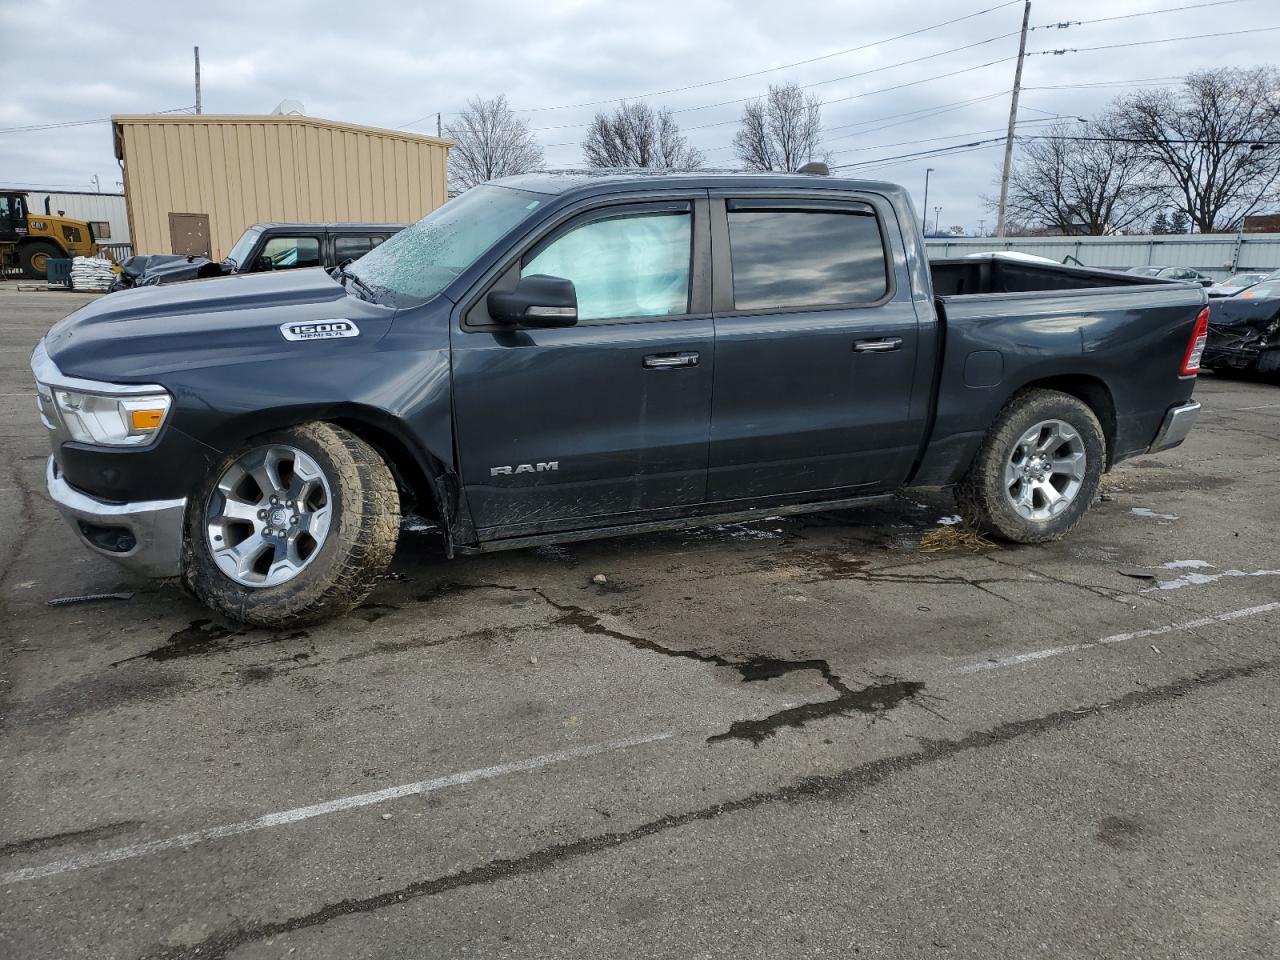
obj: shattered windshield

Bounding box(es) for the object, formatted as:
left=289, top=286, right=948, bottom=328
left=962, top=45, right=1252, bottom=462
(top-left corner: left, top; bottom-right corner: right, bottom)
left=225, top=226, right=264, bottom=270
left=347, top=185, right=543, bottom=303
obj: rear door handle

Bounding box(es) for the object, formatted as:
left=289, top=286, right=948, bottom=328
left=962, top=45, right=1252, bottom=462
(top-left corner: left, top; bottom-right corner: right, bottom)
left=854, top=337, right=903, bottom=353
left=643, top=351, right=700, bottom=369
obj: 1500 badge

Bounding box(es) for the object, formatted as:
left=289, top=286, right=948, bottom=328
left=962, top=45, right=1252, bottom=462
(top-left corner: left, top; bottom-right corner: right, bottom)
left=279, top=320, right=360, bottom=341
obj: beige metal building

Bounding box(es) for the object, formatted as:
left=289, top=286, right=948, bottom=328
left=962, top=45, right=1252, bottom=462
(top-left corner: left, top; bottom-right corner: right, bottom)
left=112, top=114, right=450, bottom=259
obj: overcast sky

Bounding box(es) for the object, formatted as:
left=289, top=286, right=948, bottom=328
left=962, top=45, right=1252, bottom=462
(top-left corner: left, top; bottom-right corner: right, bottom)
left=2, top=0, right=1276, bottom=233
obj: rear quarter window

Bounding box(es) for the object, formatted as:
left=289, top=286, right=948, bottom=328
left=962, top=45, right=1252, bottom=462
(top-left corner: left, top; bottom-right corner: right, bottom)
left=727, top=208, right=889, bottom=310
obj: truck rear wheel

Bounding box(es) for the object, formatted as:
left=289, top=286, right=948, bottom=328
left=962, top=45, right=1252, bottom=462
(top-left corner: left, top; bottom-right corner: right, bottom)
left=20, top=240, right=61, bottom=280
left=182, top=422, right=400, bottom=627
left=956, top=389, right=1105, bottom=544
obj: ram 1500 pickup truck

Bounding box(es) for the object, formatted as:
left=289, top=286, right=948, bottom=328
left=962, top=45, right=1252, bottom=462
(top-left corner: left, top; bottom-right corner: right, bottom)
left=32, top=171, right=1208, bottom=626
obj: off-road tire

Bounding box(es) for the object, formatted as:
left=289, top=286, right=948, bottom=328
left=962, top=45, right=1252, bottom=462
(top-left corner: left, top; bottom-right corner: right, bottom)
left=182, top=422, right=400, bottom=627
left=956, top=388, right=1105, bottom=544
left=20, top=240, right=61, bottom=280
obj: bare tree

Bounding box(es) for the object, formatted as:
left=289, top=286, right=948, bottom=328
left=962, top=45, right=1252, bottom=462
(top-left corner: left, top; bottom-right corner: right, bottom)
left=1115, top=68, right=1280, bottom=232
left=1003, top=112, right=1158, bottom=235
left=733, top=83, right=824, bottom=172
left=444, top=95, right=544, bottom=192
left=581, top=101, right=703, bottom=169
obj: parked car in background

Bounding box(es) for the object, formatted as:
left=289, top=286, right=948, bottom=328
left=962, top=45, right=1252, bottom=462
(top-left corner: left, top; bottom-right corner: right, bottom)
left=1204, top=278, right=1280, bottom=377
left=1208, top=271, right=1272, bottom=298
left=110, top=222, right=405, bottom=290
left=1125, top=265, right=1216, bottom=286
left=32, top=170, right=1207, bottom=626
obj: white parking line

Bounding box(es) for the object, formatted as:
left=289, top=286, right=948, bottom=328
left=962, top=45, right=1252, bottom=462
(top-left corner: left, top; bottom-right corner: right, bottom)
left=951, top=602, right=1280, bottom=675
left=0, top=732, right=673, bottom=886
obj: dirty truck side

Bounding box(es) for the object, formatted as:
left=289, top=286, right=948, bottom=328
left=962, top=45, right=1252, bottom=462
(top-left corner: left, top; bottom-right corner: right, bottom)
left=31, top=171, right=1207, bottom=626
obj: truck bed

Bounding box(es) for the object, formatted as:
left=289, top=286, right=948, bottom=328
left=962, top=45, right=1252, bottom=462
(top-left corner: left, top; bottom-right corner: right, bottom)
left=930, top=256, right=1165, bottom=297
left=911, top=255, right=1207, bottom=488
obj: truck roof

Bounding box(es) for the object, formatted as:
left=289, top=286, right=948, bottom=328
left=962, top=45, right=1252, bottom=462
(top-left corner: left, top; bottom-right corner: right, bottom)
left=248, top=222, right=406, bottom=232
left=495, top=169, right=907, bottom=201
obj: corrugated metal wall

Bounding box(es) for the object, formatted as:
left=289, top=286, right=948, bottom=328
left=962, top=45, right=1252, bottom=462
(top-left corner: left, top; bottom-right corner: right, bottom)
left=18, top=191, right=131, bottom=243
left=924, top=234, right=1280, bottom=280
left=113, top=115, right=450, bottom=259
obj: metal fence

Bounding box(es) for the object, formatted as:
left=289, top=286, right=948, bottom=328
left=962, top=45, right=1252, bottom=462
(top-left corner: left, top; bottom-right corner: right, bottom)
left=97, top=242, right=134, bottom=262
left=924, top=233, right=1280, bottom=280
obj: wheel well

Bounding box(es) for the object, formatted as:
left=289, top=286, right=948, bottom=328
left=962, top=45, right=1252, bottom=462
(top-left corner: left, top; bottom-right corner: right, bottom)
left=1015, top=375, right=1117, bottom=467
left=329, top=417, right=442, bottom=525
left=21, top=237, right=66, bottom=254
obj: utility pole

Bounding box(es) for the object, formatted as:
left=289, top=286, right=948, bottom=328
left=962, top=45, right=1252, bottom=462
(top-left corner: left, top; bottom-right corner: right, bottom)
left=995, top=0, right=1031, bottom=238
left=437, top=112, right=442, bottom=138
left=921, top=167, right=934, bottom=234
left=194, top=46, right=202, bottom=114
left=978, top=218, right=986, bottom=236
left=933, top=206, right=942, bottom=234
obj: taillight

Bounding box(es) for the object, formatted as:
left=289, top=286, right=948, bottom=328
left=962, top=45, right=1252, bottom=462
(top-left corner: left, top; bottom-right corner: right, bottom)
left=1180, top=306, right=1209, bottom=376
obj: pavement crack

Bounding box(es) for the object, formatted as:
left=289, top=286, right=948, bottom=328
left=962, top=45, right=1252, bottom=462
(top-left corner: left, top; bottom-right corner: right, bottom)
left=141, top=656, right=1280, bottom=960
left=0, top=820, right=142, bottom=859
left=419, top=580, right=931, bottom=746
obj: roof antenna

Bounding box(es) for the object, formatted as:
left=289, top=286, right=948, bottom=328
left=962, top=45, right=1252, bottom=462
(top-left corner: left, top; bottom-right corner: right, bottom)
left=797, top=162, right=829, bottom=176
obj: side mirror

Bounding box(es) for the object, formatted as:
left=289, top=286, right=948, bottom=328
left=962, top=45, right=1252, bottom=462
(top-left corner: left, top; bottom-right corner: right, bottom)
left=487, top=274, right=578, bottom=327
left=1199, top=278, right=1215, bottom=288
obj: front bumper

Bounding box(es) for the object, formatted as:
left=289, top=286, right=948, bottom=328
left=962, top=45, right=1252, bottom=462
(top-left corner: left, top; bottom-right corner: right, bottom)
left=1148, top=400, right=1201, bottom=454
left=46, top=456, right=187, bottom=578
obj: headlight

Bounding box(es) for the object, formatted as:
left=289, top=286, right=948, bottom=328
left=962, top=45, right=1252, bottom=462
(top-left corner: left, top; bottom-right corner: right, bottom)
left=54, top=389, right=171, bottom=446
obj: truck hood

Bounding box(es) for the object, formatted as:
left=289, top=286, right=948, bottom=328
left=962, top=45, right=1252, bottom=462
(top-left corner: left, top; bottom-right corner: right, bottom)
left=1207, top=293, right=1280, bottom=329
left=45, top=268, right=397, bottom=382
left=117, top=254, right=228, bottom=286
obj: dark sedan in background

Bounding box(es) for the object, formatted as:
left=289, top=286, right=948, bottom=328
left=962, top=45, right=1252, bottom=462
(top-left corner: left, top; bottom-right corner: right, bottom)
left=1204, top=278, right=1280, bottom=377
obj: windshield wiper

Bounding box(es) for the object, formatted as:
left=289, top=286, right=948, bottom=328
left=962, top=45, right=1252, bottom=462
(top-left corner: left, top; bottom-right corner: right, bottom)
left=339, top=266, right=379, bottom=303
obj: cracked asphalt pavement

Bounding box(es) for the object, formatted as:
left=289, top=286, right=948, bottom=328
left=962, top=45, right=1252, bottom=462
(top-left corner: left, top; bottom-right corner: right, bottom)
left=2, top=288, right=1278, bottom=959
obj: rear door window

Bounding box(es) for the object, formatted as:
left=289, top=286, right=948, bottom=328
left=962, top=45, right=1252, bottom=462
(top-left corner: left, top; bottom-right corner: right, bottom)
left=334, top=235, right=375, bottom=263
left=726, top=203, right=889, bottom=311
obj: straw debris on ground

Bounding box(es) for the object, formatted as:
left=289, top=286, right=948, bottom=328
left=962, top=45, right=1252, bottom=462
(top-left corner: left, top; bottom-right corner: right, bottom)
left=917, top=523, right=996, bottom=553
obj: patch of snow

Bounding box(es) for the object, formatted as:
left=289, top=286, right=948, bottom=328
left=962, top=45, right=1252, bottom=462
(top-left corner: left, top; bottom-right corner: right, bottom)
left=1162, top=559, right=1213, bottom=570
left=1146, top=568, right=1280, bottom=592
left=937, top=515, right=963, bottom=526
left=1131, top=507, right=1179, bottom=521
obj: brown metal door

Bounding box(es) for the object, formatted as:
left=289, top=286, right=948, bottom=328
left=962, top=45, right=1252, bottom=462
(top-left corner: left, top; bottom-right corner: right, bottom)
left=168, top=212, right=211, bottom=257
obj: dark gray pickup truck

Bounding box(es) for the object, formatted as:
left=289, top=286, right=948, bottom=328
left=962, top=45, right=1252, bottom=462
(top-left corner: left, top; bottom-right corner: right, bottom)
left=110, top=221, right=404, bottom=290
left=32, top=171, right=1207, bottom=626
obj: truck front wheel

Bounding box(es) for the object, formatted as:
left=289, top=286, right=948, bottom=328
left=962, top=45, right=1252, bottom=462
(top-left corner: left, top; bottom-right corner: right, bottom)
left=20, top=240, right=62, bottom=279
left=957, top=389, right=1105, bottom=544
left=182, top=422, right=400, bottom=627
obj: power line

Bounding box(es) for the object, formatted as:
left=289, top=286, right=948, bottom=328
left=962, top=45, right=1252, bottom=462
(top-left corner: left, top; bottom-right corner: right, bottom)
left=826, top=117, right=1066, bottom=159
left=533, top=36, right=1022, bottom=135
left=834, top=135, right=1009, bottom=171
left=667, top=29, right=1021, bottom=116
left=543, top=89, right=1014, bottom=152
left=399, top=0, right=1023, bottom=127
left=0, top=106, right=194, bottom=135
left=1032, top=24, right=1280, bottom=57
left=408, top=0, right=1239, bottom=134
left=1030, top=0, right=1246, bottom=31
left=1022, top=77, right=1185, bottom=90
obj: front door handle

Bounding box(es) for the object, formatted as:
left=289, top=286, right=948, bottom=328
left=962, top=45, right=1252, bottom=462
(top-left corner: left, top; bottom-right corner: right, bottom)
left=854, top=337, right=903, bottom=353
left=643, top=351, right=700, bottom=369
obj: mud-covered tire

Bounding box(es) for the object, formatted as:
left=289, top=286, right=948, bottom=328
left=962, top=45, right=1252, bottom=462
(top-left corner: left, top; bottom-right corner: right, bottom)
left=182, top=422, right=400, bottom=627
left=20, top=240, right=61, bottom=280
left=956, top=389, right=1105, bottom=544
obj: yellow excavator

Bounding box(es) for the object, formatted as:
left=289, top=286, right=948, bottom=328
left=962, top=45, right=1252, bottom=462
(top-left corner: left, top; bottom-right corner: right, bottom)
left=0, top=190, right=100, bottom=279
